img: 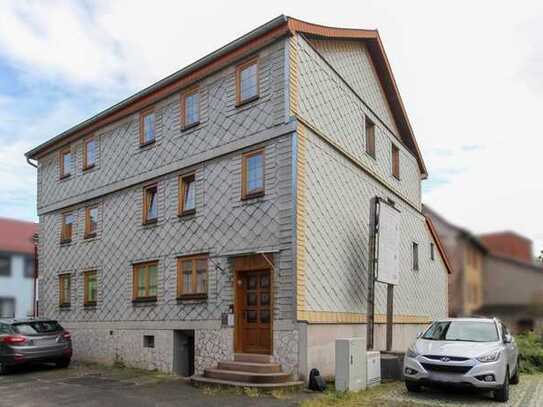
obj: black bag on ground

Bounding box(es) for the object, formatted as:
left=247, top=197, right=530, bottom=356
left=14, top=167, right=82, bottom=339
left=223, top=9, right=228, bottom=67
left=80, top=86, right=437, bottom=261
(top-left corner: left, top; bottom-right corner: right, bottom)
left=308, top=368, right=326, bottom=391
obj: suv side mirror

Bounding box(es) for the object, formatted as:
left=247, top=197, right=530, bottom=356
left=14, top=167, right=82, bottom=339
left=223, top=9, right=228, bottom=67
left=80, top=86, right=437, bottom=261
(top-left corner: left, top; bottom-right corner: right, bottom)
left=504, top=334, right=512, bottom=344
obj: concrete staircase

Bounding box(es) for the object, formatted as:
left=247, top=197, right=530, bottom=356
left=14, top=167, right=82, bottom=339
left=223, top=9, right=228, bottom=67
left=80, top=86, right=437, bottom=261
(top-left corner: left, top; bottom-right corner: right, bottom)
left=192, top=353, right=304, bottom=388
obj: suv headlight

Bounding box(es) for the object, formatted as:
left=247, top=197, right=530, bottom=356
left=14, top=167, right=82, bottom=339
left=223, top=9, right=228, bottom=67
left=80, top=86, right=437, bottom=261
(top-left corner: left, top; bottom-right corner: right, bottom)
left=477, top=350, right=501, bottom=363
left=406, top=345, right=419, bottom=359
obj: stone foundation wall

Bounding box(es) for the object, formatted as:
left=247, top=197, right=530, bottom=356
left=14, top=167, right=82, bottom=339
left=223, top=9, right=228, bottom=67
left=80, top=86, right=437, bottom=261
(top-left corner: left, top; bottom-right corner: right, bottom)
left=194, top=328, right=233, bottom=374
left=273, top=328, right=299, bottom=375
left=63, top=322, right=299, bottom=376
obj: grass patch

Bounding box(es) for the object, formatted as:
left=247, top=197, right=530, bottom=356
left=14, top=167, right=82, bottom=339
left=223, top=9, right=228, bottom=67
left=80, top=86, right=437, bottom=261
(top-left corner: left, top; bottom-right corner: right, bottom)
left=517, top=332, right=543, bottom=374
left=300, top=382, right=407, bottom=407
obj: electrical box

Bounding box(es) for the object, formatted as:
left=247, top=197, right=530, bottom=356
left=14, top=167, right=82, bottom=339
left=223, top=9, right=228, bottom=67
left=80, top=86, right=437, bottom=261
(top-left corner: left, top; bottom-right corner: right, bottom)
left=367, top=351, right=381, bottom=387
left=335, top=337, right=367, bottom=392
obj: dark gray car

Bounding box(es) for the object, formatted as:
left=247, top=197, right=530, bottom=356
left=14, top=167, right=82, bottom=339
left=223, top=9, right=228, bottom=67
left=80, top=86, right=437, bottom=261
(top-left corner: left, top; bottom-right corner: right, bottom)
left=0, top=318, right=72, bottom=374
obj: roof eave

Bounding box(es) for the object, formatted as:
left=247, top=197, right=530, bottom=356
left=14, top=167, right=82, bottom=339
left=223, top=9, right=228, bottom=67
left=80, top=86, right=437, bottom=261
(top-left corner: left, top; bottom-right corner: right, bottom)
left=26, top=15, right=290, bottom=160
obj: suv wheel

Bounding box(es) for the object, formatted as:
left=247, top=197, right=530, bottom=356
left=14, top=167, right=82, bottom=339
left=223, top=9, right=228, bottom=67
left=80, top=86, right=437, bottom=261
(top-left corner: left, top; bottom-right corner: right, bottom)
left=55, top=357, right=71, bottom=369
left=511, top=358, right=520, bottom=385
left=494, top=367, right=510, bottom=402
left=405, top=380, right=422, bottom=392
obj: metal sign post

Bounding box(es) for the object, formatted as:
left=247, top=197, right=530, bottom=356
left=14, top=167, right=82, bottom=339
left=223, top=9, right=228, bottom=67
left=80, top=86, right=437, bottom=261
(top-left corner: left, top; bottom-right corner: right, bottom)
left=367, top=197, right=400, bottom=351
left=366, top=197, right=379, bottom=350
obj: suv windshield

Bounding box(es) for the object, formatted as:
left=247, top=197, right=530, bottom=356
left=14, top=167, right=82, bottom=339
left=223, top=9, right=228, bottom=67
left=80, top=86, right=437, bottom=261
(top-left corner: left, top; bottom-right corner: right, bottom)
left=422, top=321, right=499, bottom=342
left=12, top=321, right=63, bottom=335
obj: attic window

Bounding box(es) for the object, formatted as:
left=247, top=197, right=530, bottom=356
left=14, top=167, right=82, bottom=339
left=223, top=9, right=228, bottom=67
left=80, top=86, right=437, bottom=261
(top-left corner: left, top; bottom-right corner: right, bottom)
left=392, top=144, right=400, bottom=179
left=236, top=59, right=259, bottom=106
left=412, top=242, right=419, bottom=271
left=365, top=117, right=375, bottom=159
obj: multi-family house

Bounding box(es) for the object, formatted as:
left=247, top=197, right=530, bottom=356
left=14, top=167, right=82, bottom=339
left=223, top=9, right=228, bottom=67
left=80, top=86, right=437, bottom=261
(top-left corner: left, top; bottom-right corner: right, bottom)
left=423, top=205, right=487, bottom=317
left=0, top=218, right=38, bottom=318
left=26, top=16, right=450, bottom=383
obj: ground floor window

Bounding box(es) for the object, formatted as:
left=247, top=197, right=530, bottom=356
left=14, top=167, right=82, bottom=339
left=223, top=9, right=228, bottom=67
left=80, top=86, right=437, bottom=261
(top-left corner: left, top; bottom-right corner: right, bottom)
left=177, top=255, right=208, bottom=299
left=84, top=270, right=97, bottom=306
left=59, top=274, right=71, bottom=307
left=0, top=297, right=15, bottom=318
left=132, top=261, right=158, bottom=301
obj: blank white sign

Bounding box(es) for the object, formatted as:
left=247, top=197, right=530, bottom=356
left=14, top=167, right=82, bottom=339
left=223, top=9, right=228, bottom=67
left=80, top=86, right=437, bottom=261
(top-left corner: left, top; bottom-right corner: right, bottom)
left=376, top=202, right=400, bottom=285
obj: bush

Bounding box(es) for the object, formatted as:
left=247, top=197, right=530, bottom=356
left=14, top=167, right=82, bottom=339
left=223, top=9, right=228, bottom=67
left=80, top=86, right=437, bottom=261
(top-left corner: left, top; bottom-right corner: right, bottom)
left=516, top=331, right=543, bottom=374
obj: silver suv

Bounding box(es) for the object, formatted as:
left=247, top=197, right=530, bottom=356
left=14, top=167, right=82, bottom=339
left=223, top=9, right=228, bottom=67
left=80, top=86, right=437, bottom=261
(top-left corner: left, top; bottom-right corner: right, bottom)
left=0, top=318, right=72, bottom=374
left=404, top=317, right=519, bottom=402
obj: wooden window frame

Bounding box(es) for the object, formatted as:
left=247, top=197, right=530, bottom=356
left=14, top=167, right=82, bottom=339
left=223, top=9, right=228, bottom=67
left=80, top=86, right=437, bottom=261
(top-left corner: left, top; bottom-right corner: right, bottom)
left=392, top=144, right=400, bottom=180
left=83, top=270, right=97, bottom=307
left=181, top=86, right=200, bottom=130
left=235, top=58, right=259, bottom=107
left=132, top=261, right=159, bottom=302
left=83, top=136, right=96, bottom=171
left=365, top=117, right=376, bottom=159
left=59, top=147, right=72, bottom=179
left=60, top=212, right=74, bottom=244
left=176, top=255, right=208, bottom=300
left=59, top=274, right=71, bottom=307
left=142, top=184, right=158, bottom=225
left=84, top=205, right=98, bottom=239
left=241, top=149, right=265, bottom=200
left=412, top=242, right=419, bottom=271
left=178, top=173, right=196, bottom=217
left=139, top=108, right=156, bottom=147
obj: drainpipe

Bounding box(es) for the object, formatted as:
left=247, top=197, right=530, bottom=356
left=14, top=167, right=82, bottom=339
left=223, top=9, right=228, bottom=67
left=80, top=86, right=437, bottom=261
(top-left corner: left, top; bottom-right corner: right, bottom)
left=32, top=233, right=39, bottom=317
left=27, top=156, right=39, bottom=317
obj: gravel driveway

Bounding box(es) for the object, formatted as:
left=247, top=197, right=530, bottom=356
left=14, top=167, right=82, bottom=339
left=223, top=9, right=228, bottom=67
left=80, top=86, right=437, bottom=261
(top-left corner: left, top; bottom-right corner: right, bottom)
left=1, top=362, right=542, bottom=407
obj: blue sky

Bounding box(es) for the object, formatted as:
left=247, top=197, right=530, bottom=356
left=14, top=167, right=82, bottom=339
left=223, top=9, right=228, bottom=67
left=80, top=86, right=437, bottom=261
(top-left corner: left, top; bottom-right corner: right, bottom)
left=1, top=0, right=542, bottom=253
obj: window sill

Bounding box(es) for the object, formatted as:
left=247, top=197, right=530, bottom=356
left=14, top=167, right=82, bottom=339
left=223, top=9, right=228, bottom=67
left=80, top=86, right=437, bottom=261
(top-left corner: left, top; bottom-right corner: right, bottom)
left=84, top=233, right=97, bottom=240
left=236, top=94, right=259, bottom=108
left=132, top=297, right=157, bottom=304
left=139, top=139, right=156, bottom=149
left=83, top=302, right=97, bottom=308
left=83, top=164, right=95, bottom=172
left=59, top=174, right=71, bottom=181
left=366, top=152, right=376, bottom=160
left=181, top=121, right=200, bottom=132
left=178, top=209, right=196, bottom=218
left=59, top=304, right=71, bottom=310
left=142, top=218, right=158, bottom=226
left=60, top=239, right=72, bottom=246
left=392, top=174, right=401, bottom=181
left=177, top=293, right=207, bottom=301
left=242, top=190, right=265, bottom=201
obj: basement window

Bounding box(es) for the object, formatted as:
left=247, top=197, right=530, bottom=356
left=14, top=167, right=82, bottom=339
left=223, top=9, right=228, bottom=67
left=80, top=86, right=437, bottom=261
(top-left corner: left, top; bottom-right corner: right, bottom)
left=143, top=335, right=155, bottom=348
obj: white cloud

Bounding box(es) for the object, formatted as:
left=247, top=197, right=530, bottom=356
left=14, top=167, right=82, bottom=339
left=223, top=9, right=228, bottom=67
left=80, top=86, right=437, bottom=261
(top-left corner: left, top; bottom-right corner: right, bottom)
left=0, top=0, right=542, bottom=254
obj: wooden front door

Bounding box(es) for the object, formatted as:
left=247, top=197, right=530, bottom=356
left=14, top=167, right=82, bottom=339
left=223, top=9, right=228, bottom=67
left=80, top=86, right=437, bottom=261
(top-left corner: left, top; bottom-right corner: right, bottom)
left=236, top=269, right=272, bottom=354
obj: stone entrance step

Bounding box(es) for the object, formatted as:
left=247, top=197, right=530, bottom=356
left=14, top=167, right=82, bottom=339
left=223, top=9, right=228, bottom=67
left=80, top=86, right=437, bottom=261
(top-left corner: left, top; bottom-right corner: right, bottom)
left=191, top=375, right=304, bottom=389
left=192, top=353, right=303, bottom=389
left=205, top=368, right=291, bottom=384
left=218, top=360, right=282, bottom=374
left=234, top=353, right=274, bottom=364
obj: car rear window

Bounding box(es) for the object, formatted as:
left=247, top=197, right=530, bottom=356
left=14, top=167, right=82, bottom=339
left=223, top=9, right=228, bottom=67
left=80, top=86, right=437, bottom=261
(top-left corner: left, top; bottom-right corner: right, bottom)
left=12, top=321, right=63, bottom=335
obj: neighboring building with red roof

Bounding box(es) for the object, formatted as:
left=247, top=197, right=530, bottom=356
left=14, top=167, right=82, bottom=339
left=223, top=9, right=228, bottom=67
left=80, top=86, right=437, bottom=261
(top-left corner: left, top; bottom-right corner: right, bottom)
left=423, top=205, right=543, bottom=333
left=0, top=217, right=38, bottom=318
